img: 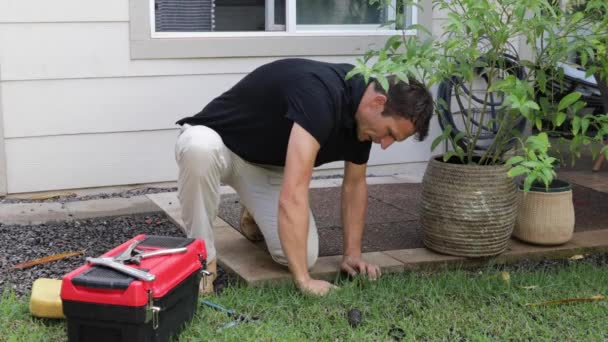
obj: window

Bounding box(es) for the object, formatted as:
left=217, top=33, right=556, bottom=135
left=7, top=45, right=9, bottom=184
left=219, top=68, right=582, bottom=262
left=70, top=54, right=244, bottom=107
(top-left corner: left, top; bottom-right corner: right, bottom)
left=129, top=0, right=425, bottom=59
left=152, top=0, right=415, bottom=36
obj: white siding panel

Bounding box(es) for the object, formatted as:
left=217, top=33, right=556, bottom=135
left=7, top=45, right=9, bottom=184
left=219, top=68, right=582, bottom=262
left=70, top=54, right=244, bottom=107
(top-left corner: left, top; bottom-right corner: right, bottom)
left=3, top=74, right=241, bottom=138
left=6, top=119, right=442, bottom=193
left=0, top=81, right=7, bottom=195
left=5, top=130, right=179, bottom=193
left=0, top=0, right=128, bottom=22
left=0, top=22, right=359, bottom=81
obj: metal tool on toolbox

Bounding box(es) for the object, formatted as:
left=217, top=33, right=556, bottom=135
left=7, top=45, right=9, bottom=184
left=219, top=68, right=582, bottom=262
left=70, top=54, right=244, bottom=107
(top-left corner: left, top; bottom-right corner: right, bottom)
left=115, top=240, right=189, bottom=265
left=86, top=240, right=188, bottom=282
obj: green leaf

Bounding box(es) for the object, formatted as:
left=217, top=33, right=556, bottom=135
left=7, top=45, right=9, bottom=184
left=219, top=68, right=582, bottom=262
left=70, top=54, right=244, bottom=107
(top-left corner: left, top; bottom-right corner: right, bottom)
left=443, top=150, right=457, bottom=162
left=453, top=132, right=466, bottom=143
left=431, top=134, right=444, bottom=152
left=508, top=165, right=529, bottom=178
left=572, top=116, right=581, bottom=135
left=535, top=118, right=542, bottom=131
left=525, top=101, right=540, bottom=111
left=442, top=124, right=453, bottom=138
left=377, top=75, right=389, bottom=92
left=555, top=112, right=567, bottom=127
left=544, top=157, right=557, bottom=167
left=384, top=35, right=401, bottom=51
left=570, top=101, right=586, bottom=115
left=571, top=11, right=584, bottom=24
left=581, top=51, right=588, bottom=68
left=538, top=132, right=549, bottom=144
left=522, top=161, right=543, bottom=169
left=454, top=146, right=465, bottom=158
left=523, top=176, right=534, bottom=192
left=506, top=156, right=524, bottom=166
left=541, top=168, right=555, bottom=184
left=558, top=92, right=582, bottom=111
left=581, top=118, right=590, bottom=135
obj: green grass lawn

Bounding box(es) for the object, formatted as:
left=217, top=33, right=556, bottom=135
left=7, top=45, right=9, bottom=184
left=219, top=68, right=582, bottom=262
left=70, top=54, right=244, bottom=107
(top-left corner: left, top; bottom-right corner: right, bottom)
left=2, top=259, right=607, bottom=341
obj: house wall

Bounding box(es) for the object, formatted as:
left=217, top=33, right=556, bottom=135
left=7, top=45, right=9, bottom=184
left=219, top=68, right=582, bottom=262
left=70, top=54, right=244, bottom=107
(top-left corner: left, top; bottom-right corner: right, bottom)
left=0, top=72, right=6, bottom=195
left=0, top=0, right=442, bottom=194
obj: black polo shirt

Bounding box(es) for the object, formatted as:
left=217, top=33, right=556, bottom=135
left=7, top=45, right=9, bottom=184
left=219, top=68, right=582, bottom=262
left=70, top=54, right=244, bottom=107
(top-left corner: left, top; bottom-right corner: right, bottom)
left=176, top=58, right=372, bottom=167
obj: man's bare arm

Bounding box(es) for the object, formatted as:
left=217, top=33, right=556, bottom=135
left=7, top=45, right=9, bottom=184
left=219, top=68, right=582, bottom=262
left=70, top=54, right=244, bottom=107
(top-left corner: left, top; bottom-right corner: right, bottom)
left=342, top=161, right=368, bottom=257
left=279, top=123, right=336, bottom=294
left=340, top=161, right=381, bottom=279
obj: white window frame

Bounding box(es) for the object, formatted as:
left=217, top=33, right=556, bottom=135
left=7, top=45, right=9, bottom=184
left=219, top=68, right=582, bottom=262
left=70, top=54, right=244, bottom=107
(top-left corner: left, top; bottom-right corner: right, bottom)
left=265, top=0, right=285, bottom=31
left=150, top=0, right=417, bottom=38
left=129, top=0, right=430, bottom=59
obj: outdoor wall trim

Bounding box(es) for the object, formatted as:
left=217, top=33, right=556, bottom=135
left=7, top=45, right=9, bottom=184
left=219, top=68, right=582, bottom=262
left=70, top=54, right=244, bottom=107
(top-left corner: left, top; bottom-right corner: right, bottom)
left=129, top=0, right=420, bottom=59
left=0, top=67, right=8, bottom=195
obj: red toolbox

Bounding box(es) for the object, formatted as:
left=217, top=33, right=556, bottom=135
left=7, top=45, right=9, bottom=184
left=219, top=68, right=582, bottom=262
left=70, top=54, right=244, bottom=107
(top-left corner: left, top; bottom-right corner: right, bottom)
left=61, top=234, right=207, bottom=342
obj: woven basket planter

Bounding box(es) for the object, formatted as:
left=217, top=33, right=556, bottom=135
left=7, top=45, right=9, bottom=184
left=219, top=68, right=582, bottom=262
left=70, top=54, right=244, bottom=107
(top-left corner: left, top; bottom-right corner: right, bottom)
left=513, top=179, right=574, bottom=245
left=420, top=156, right=518, bottom=257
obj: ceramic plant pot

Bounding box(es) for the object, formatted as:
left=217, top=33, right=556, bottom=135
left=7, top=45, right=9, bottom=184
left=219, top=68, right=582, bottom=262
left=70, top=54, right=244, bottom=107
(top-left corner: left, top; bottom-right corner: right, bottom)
left=513, top=179, right=575, bottom=245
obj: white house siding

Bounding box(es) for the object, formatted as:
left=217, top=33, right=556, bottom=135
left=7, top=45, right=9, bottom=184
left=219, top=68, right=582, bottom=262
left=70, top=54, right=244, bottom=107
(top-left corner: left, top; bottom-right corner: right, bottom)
left=0, top=0, right=443, bottom=194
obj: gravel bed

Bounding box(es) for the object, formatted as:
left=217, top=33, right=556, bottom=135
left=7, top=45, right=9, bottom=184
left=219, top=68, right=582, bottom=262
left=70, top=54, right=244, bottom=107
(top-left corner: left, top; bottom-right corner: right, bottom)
left=0, top=213, right=236, bottom=297
left=0, top=173, right=373, bottom=204
left=0, top=187, right=178, bottom=204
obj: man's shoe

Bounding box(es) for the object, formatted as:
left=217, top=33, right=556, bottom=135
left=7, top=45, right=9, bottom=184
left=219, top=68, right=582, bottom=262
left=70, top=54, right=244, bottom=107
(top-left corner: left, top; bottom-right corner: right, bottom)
left=199, top=258, right=217, bottom=295
left=240, top=207, right=264, bottom=242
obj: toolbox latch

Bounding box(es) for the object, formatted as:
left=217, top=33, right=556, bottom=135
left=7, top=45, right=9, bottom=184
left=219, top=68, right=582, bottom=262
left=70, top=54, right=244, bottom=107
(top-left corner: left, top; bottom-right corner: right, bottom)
left=145, top=290, right=161, bottom=330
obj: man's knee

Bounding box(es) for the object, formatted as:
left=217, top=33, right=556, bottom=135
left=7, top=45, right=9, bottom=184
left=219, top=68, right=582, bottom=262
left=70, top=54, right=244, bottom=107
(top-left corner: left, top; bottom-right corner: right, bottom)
left=269, top=250, right=318, bottom=270
left=176, top=126, right=225, bottom=172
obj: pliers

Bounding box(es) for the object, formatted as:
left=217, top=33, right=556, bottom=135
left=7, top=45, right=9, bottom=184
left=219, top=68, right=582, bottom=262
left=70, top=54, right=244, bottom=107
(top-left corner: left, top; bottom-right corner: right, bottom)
left=86, top=239, right=188, bottom=281
left=113, top=239, right=188, bottom=265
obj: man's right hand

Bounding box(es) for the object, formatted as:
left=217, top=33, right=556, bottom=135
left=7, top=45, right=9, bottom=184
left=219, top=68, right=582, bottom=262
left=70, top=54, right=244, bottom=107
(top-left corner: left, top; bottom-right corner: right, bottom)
left=296, top=278, right=338, bottom=296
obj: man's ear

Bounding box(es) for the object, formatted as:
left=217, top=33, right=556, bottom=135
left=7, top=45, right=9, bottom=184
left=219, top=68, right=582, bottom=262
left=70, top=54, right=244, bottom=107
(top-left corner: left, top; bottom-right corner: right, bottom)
left=373, top=94, right=387, bottom=108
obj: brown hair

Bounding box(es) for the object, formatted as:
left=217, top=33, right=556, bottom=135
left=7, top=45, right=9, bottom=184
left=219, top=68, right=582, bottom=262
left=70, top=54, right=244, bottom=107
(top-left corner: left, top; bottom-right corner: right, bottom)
left=373, top=76, right=434, bottom=141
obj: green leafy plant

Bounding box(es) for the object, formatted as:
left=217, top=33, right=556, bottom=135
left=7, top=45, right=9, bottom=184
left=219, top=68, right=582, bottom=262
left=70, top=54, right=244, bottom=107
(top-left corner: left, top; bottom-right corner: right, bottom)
left=507, top=132, right=556, bottom=191
left=560, top=0, right=608, bottom=164
left=350, top=0, right=607, bottom=189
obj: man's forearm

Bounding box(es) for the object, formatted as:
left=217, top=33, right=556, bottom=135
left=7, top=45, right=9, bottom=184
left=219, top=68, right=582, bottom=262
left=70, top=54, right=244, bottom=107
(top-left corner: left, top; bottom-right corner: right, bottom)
left=341, top=179, right=368, bottom=257
left=278, top=197, right=311, bottom=284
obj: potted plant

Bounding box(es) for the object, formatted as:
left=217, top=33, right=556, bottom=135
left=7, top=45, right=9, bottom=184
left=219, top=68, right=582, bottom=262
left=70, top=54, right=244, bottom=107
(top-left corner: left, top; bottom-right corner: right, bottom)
left=507, top=133, right=575, bottom=244
left=507, top=0, right=608, bottom=245
left=350, top=0, right=592, bottom=256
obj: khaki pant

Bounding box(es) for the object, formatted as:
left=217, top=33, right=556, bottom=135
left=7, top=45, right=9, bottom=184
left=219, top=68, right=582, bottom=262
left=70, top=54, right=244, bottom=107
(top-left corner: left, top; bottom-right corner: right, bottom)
left=175, top=124, right=319, bottom=267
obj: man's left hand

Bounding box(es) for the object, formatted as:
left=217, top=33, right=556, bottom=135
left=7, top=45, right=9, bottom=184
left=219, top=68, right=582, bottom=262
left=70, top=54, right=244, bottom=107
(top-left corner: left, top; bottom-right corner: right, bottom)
left=340, top=255, right=381, bottom=280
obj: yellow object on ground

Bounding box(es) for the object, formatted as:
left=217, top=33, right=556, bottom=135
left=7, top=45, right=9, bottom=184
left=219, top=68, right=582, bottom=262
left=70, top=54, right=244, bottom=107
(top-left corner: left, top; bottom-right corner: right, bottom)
left=30, top=278, right=64, bottom=319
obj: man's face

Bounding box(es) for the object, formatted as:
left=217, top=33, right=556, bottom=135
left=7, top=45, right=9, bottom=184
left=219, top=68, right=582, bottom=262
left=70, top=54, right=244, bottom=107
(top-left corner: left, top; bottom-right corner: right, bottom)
left=355, top=88, right=417, bottom=150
